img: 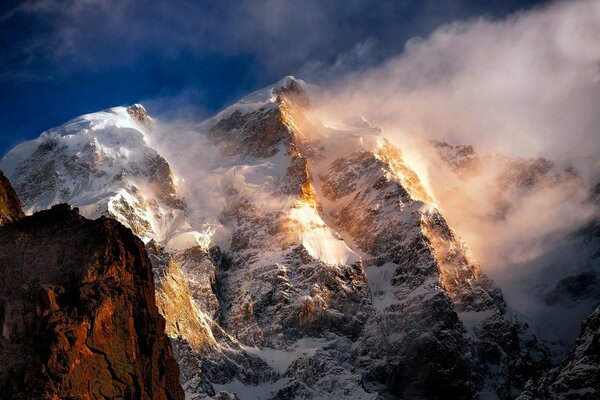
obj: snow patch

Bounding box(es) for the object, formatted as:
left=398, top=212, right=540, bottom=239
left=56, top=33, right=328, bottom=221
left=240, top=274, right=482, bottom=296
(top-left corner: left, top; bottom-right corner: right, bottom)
left=211, top=379, right=288, bottom=400
left=241, top=338, right=331, bottom=374
left=288, top=204, right=361, bottom=266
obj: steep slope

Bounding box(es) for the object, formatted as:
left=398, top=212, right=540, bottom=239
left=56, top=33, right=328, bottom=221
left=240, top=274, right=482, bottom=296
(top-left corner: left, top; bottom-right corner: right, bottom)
left=317, top=136, right=549, bottom=399
left=0, top=77, right=564, bottom=399
left=0, top=191, right=184, bottom=398
left=168, top=77, right=377, bottom=399
left=426, top=139, right=600, bottom=344
left=0, top=104, right=201, bottom=247
left=518, top=305, right=600, bottom=400
left=0, top=170, right=24, bottom=225
left=166, top=77, right=550, bottom=399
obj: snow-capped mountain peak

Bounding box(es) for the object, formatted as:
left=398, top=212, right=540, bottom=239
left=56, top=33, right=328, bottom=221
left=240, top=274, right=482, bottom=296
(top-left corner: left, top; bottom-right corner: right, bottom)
left=0, top=79, right=566, bottom=399
left=0, top=104, right=206, bottom=249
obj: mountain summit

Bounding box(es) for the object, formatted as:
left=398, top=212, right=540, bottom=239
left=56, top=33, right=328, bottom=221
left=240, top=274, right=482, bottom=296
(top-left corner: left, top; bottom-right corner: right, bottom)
left=1, top=77, right=595, bottom=399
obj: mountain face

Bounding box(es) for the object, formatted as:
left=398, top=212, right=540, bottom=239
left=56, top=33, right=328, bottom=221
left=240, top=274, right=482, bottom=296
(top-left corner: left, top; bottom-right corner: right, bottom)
left=427, top=139, right=600, bottom=344
left=0, top=104, right=195, bottom=247
left=0, top=170, right=24, bottom=224
left=518, top=305, right=600, bottom=400
left=0, top=76, right=593, bottom=399
left=0, top=174, right=184, bottom=399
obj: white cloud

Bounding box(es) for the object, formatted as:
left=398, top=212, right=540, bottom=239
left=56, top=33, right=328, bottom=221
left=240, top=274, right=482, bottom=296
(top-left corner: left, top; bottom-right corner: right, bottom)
left=311, top=0, right=600, bottom=277
left=317, top=0, right=600, bottom=165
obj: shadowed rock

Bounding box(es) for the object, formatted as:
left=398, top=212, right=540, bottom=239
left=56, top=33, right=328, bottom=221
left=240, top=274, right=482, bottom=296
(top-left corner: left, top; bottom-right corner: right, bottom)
left=519, top=305, right=600, bottom=400
left=0, top=170, right=24, bottom=225
left=0, top=202, right=184, bottom=400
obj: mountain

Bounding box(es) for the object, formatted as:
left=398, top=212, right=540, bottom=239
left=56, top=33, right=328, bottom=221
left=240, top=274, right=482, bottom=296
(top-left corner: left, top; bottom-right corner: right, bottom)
left=0, top=172, right=184, bottom=399
left=0, top=170, right=24, bottom=224
left=427, top=139, right=600, bottom=344
left=518, top=305, right=600, bottom=400
left=1, top=76, right=592, bottom=399
left=0, top=104, right=198, bottom=247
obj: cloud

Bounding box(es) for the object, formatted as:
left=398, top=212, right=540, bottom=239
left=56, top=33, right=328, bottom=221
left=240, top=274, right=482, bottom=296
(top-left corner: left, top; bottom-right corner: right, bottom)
left=4, top=0, right=593, bottom=340
left=0, top=0, right=552, bottom=153
left=0, top=0, right=330, bottom=78
left=127, top=0, right=598, bottom=299
left=297, top=39, right=381, bottom=83
left=310, top=0, right=600, bottom=276
left=317, top=0, right=600, bottom=161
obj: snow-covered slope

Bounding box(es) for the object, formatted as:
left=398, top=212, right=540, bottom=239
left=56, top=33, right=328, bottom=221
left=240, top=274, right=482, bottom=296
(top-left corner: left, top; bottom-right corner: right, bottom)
left=0, top=104, right=206, bottom=248
left=1, top=77, right=583, bottom=399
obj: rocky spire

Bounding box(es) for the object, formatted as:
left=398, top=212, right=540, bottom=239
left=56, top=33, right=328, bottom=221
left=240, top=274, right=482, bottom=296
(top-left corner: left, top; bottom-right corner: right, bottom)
left=0, top=169, right=24, bottom=225
left=0, top=199, right=185, bottom=399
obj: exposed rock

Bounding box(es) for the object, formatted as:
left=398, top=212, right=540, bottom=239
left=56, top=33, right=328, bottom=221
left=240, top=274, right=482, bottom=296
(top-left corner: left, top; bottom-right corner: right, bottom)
left=519, top=305, right=600, bottom=400
left=428, top=139, right=482, bottom=177
left=127, top=103, right=151, bottom=123
left=0, top=203, right=184, bottom=400
left=321, top=144, right=550, bottom=398
left=272, top=76, right=311, bottom=109
left=148, top=243, right=279, bottom=400
left=0, top=105, right=198, bottom=249
left=0, top=169, right=24, bottom=225
left=209, top=107, right=294, bottom=158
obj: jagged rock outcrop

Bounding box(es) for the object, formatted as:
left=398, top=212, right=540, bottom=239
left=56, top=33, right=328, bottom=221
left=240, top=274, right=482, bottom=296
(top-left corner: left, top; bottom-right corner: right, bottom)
left=321, top=141, right=551, bottom=399
left=427, top=139, right=482, bottom=177
left=0, top=200, right=184, bottom=399
left=518, top=305, right=600, bottom=400
left=0, top=170, right=24, bottom=225
left=148, top=243, right=281, bottom=399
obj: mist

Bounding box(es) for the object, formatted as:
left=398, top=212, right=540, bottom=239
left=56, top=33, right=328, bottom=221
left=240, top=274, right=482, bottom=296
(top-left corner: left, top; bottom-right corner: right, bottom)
left=295, top=0, right=600, bottom=343
left=140, top=0, right=600, bottom=343
left=307, top=0, right=600, bottom=274
left=314, top=0, right=600, bottom=163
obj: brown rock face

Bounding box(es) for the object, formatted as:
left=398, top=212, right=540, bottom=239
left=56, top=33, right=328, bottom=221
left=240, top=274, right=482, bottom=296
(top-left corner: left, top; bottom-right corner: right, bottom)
left=0, top=170, right=24, bottom=226
left=0, top=203, right=184, bottom=400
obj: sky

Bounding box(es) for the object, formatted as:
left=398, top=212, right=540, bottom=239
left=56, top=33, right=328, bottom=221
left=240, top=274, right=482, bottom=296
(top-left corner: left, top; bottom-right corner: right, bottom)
left=0, top=0, right=550, bottom=156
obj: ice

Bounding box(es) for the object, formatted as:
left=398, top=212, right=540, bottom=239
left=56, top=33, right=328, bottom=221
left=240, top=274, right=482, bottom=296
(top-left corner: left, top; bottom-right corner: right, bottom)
left=0, top=105, right=205, bottom=247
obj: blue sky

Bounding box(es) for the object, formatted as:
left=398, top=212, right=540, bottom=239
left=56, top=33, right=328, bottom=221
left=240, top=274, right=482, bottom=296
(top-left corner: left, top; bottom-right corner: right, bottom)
left=0, top=0, right=548, bottom=156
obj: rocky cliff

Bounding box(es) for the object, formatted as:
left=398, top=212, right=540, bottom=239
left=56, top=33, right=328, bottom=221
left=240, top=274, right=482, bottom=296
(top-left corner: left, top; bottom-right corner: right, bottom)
left=518, top=305, right=599, bottom=400
left=0, top=173, right=184, bottom=399
left=0, top=170, right=24, bottom=225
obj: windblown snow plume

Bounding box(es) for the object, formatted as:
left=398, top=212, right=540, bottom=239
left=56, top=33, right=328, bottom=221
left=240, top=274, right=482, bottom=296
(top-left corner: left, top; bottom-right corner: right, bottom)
left=310, top=0, right=600, bottom=275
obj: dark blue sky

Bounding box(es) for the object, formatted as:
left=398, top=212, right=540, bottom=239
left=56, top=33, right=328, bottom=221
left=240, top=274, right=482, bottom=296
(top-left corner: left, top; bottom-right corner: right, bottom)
left=0, top=0, right=548, bottom=156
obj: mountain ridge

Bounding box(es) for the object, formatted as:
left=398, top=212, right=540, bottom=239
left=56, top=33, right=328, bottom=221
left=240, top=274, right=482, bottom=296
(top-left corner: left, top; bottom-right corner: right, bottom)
left=1, top=77, right=597, bottom=399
